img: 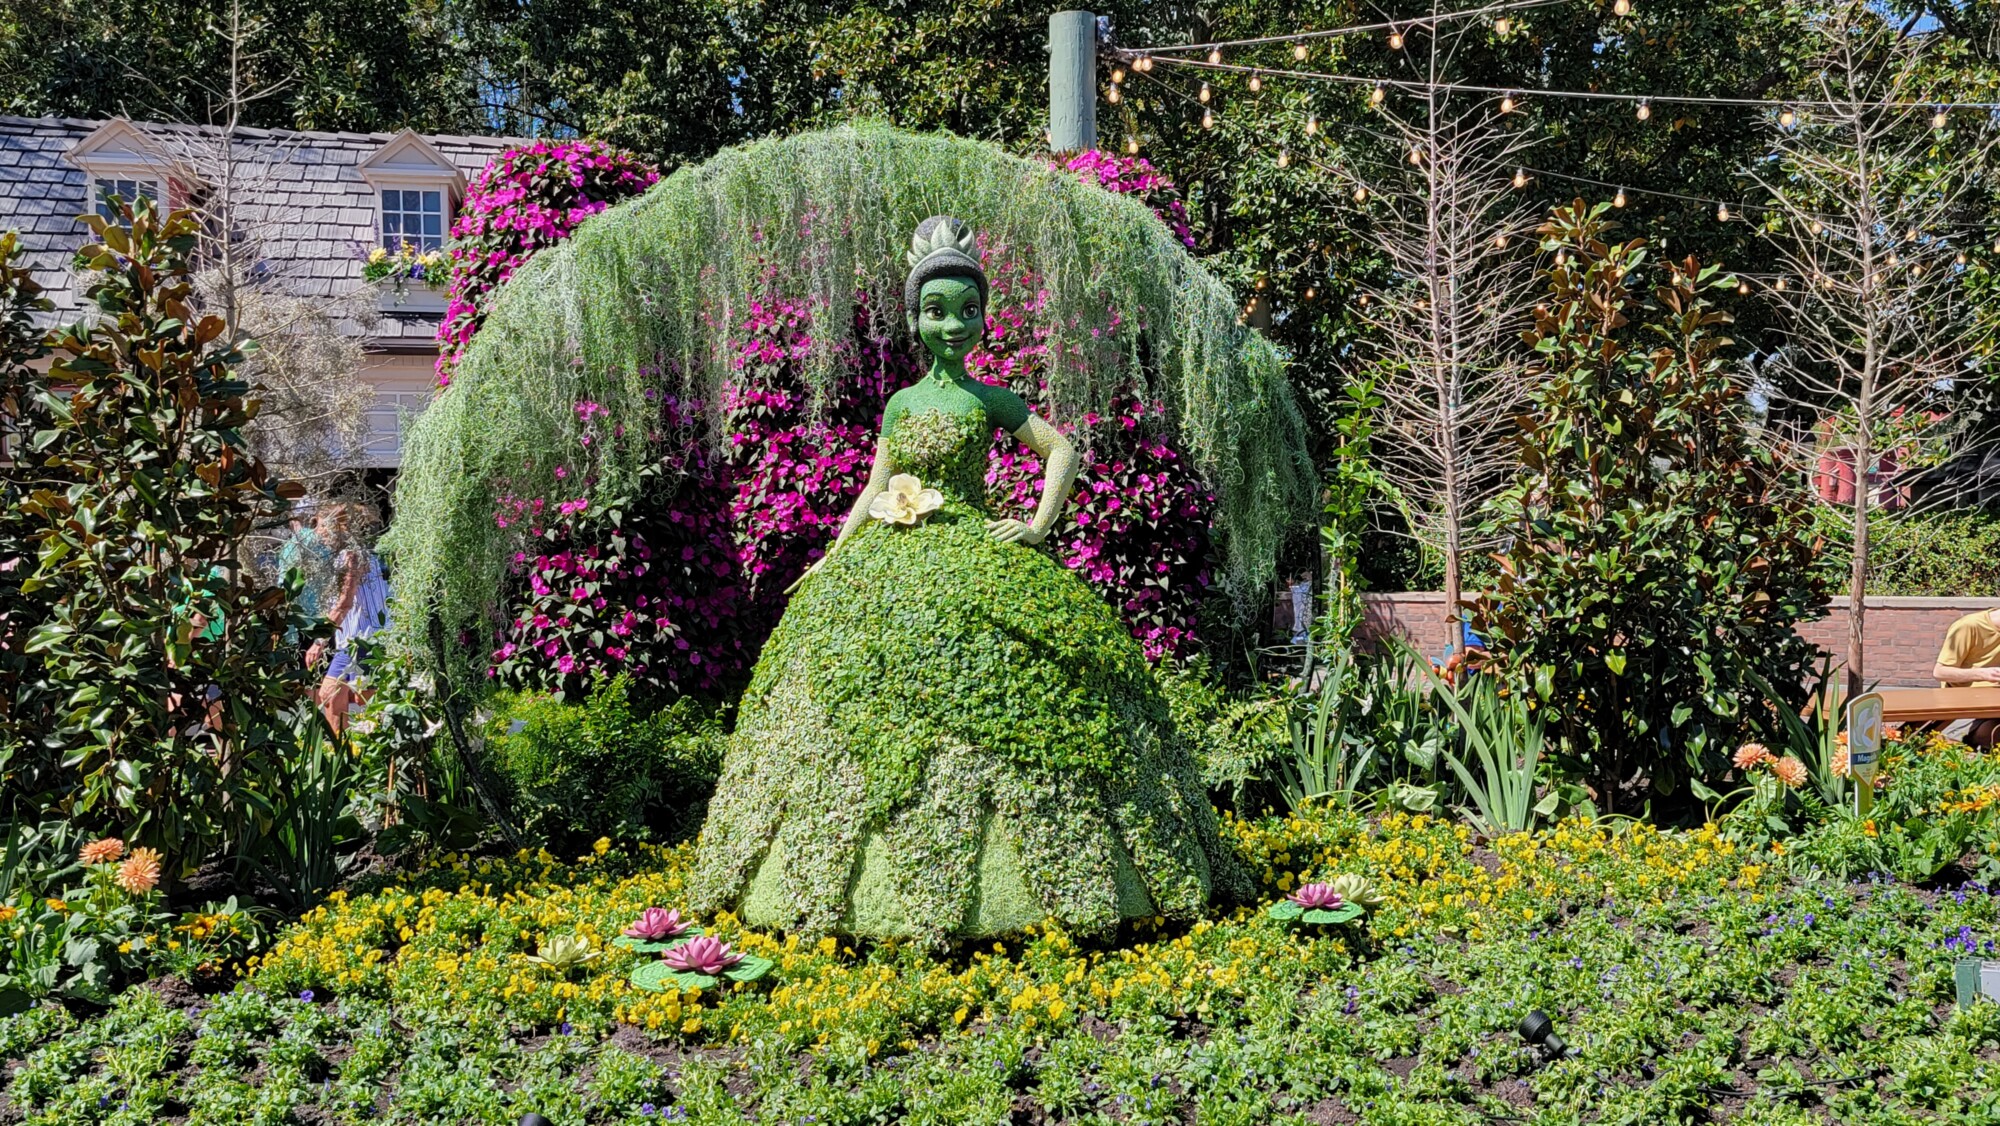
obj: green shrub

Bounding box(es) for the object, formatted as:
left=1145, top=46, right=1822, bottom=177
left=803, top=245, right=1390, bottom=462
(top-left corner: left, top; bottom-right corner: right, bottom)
left=1816, top=507, right=2000, bottom=597
left=1477, top=202, right=1828, bottom=809
left=481, top=675, right=724, bottom=849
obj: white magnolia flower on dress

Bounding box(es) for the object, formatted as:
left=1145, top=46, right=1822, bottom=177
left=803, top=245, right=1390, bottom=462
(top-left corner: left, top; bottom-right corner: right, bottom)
left=868, top=474, right=944, bottom=526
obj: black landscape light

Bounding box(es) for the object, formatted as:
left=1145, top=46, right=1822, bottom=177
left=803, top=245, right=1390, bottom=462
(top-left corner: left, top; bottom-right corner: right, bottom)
left=1517, top=1010, right=1579, bottom=1061
left=520, top=1115, right=554, bottom=1126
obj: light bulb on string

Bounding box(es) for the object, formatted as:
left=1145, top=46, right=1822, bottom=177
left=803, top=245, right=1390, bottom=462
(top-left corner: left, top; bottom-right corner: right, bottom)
left=1126, top=136, right=1140, bottom=155
left=1112, top=67, right=1126, bottom=83
left=1513, top=168, right=1529, bottom=189
left=1957, top=250, right=1968, bottom=266
left=1501, top=92, right=1518, bottom=114
left=1912, top=262, right=1926, bottom=276
left=1306, top=115, right=1319, bottom=135
left=1906, top=225, right=1919, bottom=241
left=1293, top=42, right=1308, bottom=61
left=1494, top=234, right=1511, bottom=249
left=1409, top=145, right=1424, bottom=166
left=1353, top=185, right=1369, bottom=203
left=1717, top=202, right=1730, bottom=222
left=1495, top=16, right=1511, bottom=35
left=1555, top=250, right=1568, bottom=266
left=1202, top=108, right=1215, bottom=129
left=1107, top=85, right=1121, bottom=104
left=1134, top=56, right=1152, bottom=73
left=1248, top=74, right=1262, bottom=93
left=1636, top=100, right=1652, bottom=122
left=1388, top=28, right=1405, bottom=49
left=1277, top=149, right=1290, bottom=168
left=1199, top=82, right=1211, bottom=104
left=1358, top=293, right=1371, bottom=306
left=1993, top=237, right=2000, bottom=255
left=1810, top=219, right=1824, bottom=235
left=1208, top=48, right=1222, bottom=65
left=1775, top=276, right=1788, bottom=291
left=1737, top=279, right=1751, bottom=295
left=1779, top=107, right=1796, bottom=129
left=1304, top=286, right=1316, bottom=300
left=1933, top=105, right=1950, bottom=130
left=1613, top=0, right=1631, bottom=14
left=1614, top=187, right=1628, bottom=208
left=1370, top=83, right=1386, bottom=107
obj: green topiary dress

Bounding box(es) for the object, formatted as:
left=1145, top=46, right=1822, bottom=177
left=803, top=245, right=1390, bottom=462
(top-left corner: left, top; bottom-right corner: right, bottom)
left=689, top=381, right=1248, bottom=944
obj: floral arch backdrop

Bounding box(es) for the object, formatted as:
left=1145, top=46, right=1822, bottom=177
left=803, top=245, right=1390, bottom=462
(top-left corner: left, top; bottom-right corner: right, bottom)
left=386, top=124, right=1314, bottom=697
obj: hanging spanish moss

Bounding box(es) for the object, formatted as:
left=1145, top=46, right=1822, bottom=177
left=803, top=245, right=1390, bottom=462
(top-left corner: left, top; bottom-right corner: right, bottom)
left=385, top=123, right=1313, bottom=670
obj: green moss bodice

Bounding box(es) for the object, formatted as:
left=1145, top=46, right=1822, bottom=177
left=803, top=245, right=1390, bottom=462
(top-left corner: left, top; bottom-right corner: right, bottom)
left=880, top=375, right=1029, bottom=505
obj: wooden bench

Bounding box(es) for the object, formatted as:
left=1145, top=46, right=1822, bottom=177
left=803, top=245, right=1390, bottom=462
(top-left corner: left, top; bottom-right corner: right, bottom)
left=1876, top=687, right=2000, bottom=724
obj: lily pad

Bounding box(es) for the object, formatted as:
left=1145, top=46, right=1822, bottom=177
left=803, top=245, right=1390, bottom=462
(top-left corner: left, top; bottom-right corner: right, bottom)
left=1266, top=900, right=1364, bottom=925
left=611, top=929, right=702, bottom=954
left=629, top=953, right=775, bottom=993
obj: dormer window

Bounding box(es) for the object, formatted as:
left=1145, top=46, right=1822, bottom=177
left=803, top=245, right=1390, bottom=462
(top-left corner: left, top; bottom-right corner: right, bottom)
left=93, top=177, right=161, bottom=220
left=65, top=119, right=184, bottom=222
left=380, top=188, right=444, bottom=251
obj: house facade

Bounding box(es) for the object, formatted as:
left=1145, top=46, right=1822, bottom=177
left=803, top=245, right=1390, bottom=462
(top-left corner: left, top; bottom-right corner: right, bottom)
left=0, top=114, right=522, bottom=471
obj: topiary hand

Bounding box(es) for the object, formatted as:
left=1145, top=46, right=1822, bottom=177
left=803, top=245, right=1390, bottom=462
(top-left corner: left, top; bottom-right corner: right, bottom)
left=985, top=518, right=1045, bottom=546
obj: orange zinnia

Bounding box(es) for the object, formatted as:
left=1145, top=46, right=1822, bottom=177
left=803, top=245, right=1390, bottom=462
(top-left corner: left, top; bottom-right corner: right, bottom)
left=79, top=837, right=125, bottom=866
left=116, top=847, right=164, bottom=894
left=1831, top=747, right=1851, bottom=778
left=1732, top=742, right=1773, bottom=770
left=1771, top=755, right=1808, bottom=788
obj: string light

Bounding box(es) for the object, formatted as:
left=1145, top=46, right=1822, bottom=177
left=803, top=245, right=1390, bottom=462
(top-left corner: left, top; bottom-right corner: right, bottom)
left=1387, top=28, right=1405, bottom=50
left=1614, top=187, right=1628, bottom=208
left=1293, top=42, right=1308, bottom=60
left=1304, top=286, right=1316, bottom=299
left=1277, top=148, right=1290, bottom=168
left=1501, top=92, right=1518, bottom=114
left=1369, top=83, right=1386, bottom=106
left=1107, top=84, right=1122, bottom=104
left=1409, top=145, right=1424, bottom=165
left=1957, top=250, right=1968, bottom=266
left=1358, top=293, right=1372, bottom=306
left=1199, top=81, right=1212, bottom=103
left=1306, top=114, right=1319, bottom=135
left=1494, top=234, right=1511, bottom=249
left=1249, top=74, right=1263, bottom=92
left=1112, top=67, right=1126, bottom=83
left=1555, top=250, right=1568, bottom=265
left=1513, top=168, right=1529, bottom=188
left=1133, top=56, right=1152, bottom=73
left=1208, top=48, right=1223, bottom=64
left=1737, top=278, right=1751, bottom=295
left=1779, top=107, right=1796, bottom=128
left=1613, top=0, right=1631, bottom=14
left=1810, top=220, right=1824, bottom=235
left=1495, top=16, right=1512, bottom=35
left=1353, top=185, right=1369, bottom=203
left=1933, top=105, right=1950, bottom=129
left=1202, top=108, right=1215, bottom=129
left=1906, top=225, right=1919, bottom=241
left=1126, top=136, right=1140, bottom=154
left=1717, top=202, right=1730, bottom=221
left=1636, top=99, right=1652, bottom=121
left=1775, top=276, right=1788, bottom=291
left=1993, top=237, right=2000, bottom=255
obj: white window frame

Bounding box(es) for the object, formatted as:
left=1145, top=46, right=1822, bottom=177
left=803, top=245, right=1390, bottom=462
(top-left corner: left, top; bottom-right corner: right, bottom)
left=357, top=131, right=466, bottom=315
left=90, top=176, right=163, bottom=220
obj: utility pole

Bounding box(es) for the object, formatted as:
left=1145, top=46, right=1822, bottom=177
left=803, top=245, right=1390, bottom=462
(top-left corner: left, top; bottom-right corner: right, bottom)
left=1049, top=10, right=1097, bottom=153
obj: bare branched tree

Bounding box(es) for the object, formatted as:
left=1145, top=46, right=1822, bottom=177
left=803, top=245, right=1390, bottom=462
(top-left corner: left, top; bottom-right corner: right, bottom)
left=141, top=2, right=374, bottom=493
left=1330, top=9, right=1541, bottom=650
left=1748, top=0, right=1998, bottom=696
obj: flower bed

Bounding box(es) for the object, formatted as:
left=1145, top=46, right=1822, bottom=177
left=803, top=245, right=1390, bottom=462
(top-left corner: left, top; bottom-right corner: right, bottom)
left=7, top=798, right=2000, bottom=1123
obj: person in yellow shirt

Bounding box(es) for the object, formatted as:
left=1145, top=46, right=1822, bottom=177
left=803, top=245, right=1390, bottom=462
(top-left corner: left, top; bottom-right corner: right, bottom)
left=1933, top=608, right=2000, bottom=748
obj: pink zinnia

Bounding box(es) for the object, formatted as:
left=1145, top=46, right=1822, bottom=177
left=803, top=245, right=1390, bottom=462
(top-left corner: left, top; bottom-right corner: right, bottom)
left=664, top=936, right=742, bottom=976
left=622, top=907, right=691, bottom=942
left=1771, top=756, right=1808, bottom=788
left=1732, top=742, right=1773, bottom=771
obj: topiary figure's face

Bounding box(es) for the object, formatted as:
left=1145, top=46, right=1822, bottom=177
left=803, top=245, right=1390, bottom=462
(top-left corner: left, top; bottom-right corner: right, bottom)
left=916, top=276, right=984, bottom=363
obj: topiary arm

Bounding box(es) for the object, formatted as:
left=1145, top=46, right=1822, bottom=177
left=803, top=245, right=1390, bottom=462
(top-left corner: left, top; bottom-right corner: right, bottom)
left=986, top=414, right=1078, bottom=546
left=786, top=426, right=896, bottom=595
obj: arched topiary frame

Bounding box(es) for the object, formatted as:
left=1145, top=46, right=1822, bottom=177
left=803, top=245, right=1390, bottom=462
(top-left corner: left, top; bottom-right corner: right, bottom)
left=383, top=123, right=1314, bottom=671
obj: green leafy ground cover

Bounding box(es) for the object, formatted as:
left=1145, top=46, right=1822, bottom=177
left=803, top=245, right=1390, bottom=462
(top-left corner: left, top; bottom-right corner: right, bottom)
left=5, top=732, right=2000, bottom=1125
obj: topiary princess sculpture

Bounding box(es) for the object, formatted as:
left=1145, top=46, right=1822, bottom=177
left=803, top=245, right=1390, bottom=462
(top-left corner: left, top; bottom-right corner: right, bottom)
left=689, top=217, right=1249, bottom=945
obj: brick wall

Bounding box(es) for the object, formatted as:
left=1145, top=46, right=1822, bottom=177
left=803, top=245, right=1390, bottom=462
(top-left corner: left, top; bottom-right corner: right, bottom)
left=1357, top=592, right=2000, bottom=687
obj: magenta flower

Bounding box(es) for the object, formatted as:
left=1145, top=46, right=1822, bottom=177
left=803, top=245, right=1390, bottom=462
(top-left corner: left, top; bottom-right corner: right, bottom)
left=1288, top=883, right=1345, bottom=911
left=664, top=936, right=742, bottom=976
left=622, top=907, right=692, bottom=942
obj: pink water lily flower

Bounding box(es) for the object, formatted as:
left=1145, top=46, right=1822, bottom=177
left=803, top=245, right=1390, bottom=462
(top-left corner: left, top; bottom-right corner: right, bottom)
left=1289, top=883, right=1346, bottom=911
left=622, top=907, right=691, bottom=941
left=664, top=936, right=743, bottom=976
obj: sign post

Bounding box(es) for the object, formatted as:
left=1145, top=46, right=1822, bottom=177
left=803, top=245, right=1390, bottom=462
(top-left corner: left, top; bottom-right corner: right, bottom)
left=1846, top=691, right=1883, bottom=817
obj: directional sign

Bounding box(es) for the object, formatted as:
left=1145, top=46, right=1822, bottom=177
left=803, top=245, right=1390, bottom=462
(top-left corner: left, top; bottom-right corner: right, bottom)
left=1847, top=691, right=1883, bottom=816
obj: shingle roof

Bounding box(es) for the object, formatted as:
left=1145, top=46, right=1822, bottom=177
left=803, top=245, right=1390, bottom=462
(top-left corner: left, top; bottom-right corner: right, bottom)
left=0, top=116, right=523, bottom=348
